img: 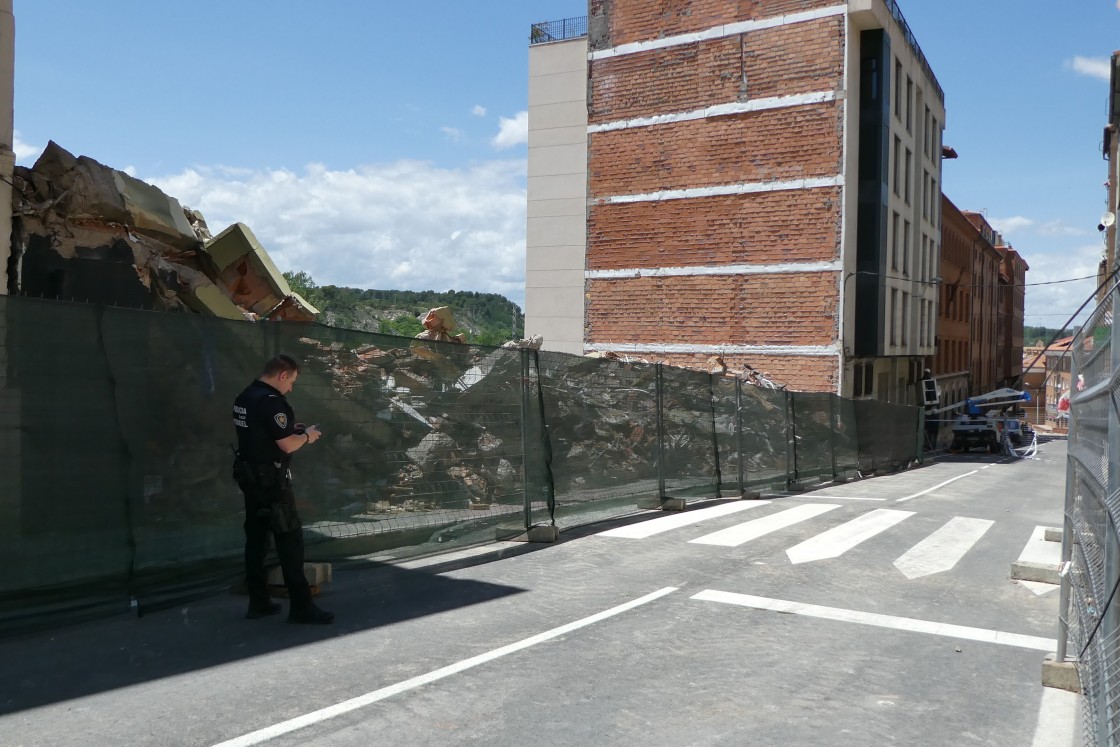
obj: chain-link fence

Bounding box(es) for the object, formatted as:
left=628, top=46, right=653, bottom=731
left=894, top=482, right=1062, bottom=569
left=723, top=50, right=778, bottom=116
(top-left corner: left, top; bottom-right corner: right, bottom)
left=1058, top=281, right=1120, bottom=745
left=0, top=295, right=923, bottom=636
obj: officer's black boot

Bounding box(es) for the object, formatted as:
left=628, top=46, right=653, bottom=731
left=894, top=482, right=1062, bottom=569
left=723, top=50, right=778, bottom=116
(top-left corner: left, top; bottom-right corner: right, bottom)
left=287, top=604, right=334, bottom=625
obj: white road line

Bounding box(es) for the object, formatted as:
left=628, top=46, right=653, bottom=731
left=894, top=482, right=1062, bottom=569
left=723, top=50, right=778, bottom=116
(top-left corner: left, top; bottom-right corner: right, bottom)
left=1031, top=685, right=1077, bottom=747
left=895, top=470, right=979, bottom=503
left=1018, top=526, right=1062, bottom=566
left=598, top=501, right=769, bottom=539
left=785, top=508, right=913, bottom=564
left=892, top=517, right=994, bottom=579
left=798, top=495, right=886, bottom=501
left=690, top=503, right=839, bottom=547
left=691, top=590, right=1056, bottom=651
left=211, top=587, right=678, bottom=747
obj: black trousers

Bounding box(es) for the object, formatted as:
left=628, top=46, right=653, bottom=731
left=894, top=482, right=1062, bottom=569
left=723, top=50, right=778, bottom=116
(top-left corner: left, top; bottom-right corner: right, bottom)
left=239, top=481, right=313, bottom=612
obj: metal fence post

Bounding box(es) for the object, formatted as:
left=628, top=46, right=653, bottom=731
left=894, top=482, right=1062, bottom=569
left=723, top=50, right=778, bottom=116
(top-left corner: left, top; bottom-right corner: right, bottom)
left=736, top=378, right=745, bottom=495
left=656, top=363, right=666, bottom=502
left=828, top=394, right=837, bottom=481
left=787, top=391, right=797, bottom=489
left=520, top=348, right=532, bottom=531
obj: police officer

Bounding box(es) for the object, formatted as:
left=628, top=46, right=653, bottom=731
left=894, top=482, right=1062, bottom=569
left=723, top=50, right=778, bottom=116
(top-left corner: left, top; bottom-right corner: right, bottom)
left=232, top=354, right=334, bottom=624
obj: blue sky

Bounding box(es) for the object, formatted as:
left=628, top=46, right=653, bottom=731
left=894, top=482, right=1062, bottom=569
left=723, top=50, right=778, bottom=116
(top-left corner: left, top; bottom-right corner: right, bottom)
left=10, top=1, right=1120, bottom=328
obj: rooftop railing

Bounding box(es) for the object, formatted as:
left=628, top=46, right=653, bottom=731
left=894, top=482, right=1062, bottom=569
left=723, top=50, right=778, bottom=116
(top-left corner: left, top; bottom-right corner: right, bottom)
left=886, top=0, right=945, bottom=104
left=529, top=16, right=588, bottom=45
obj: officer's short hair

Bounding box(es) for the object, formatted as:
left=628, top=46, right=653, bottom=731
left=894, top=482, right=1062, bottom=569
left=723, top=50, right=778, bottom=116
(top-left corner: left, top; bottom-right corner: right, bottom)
left=261, top=354, right=301, bottom=377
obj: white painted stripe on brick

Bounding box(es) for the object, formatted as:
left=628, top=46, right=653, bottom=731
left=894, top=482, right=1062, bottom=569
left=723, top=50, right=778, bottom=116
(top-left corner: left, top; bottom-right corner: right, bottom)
left=689, top=503, right=839, bottom=547
left=892, top=516, right=994, bottom=579
left=583, top=342, right=840, bottom=357
left=586, top=261, right=841, bottom=280
left=589, top=5, right=847, bottom=61
left=691, top=590, right=1057, bottom=651
left=211, top=587, right=679, bottom=747
left=599, top=175, right=843, bottom=204
left=598, top=500, right=769, bottom=539
left=786, top=508, right=914, bottom=564
left=588, top=91, right=836, bottom=133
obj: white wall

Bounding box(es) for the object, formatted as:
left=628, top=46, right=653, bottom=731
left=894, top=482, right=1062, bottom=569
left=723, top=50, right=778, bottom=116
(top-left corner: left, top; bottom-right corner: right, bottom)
left=525, top=37, right=588, bottom=356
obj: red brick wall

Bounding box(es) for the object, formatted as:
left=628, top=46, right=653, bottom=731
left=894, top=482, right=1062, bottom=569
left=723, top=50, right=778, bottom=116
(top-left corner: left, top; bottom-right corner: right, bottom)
left=642, top=352, right=839, bottom=391
left=590, top=17, right=843, bottom=122
left=584, top=1, right=846, bottom=393
left=593, top=0, right=842, bottom=48
left=586, top=273, right=838, bottom=346
left=589, top=103, right=841, bottom=197
left=588, top=187, right=842, bottom=269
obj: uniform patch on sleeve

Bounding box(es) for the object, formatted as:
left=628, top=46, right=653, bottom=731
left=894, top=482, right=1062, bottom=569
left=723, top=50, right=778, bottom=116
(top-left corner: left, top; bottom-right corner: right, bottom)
left=274, top=413, right=288, bottom=429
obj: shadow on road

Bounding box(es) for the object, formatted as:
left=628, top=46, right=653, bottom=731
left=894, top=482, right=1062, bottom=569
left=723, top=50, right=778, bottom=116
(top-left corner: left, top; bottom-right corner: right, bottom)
left=0, top=562, right=525, bottom=715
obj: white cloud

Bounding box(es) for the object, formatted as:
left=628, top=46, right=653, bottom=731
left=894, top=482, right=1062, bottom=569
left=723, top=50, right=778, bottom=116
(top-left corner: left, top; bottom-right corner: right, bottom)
left=1038, top=219, right=1089, bottom=237
left=1022, top=243, right=1104, bottom=327
left=13, top=130, right=42, bottom=164
left=148, top=159, right=528, bottom=307
left=441, top=126, right=464, bottom=142
left=1067, top=56, right=1111, bottom=81
left=988, top=215, right=1034, bottom=235
left=491, top=111, right=528, bottom=150
left=472, top=105, right=487, bottom=117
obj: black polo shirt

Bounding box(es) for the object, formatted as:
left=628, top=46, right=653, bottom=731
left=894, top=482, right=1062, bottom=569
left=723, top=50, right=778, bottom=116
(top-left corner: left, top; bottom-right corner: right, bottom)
left=233, top=380, right=295, bottom=465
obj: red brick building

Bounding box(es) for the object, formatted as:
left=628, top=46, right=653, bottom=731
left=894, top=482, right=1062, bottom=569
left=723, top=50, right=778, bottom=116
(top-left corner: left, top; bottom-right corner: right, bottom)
left=527, top=1, right=946, bottom=396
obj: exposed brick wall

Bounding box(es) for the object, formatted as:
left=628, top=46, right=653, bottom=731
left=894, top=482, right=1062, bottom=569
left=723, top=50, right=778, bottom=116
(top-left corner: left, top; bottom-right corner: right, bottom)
left=589, top=17, right=843, bottom=123
left=627, top=351, right=838, bottom=392
left=588, top=186, right=841, bottom=269
left=589, top=102, right=842, bottom=197
left=586, top=272, right=838, bottom=346
left=595, top=0, right=842, bottom=49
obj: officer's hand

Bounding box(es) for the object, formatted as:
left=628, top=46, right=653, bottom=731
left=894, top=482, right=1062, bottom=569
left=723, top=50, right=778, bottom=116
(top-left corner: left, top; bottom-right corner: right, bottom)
left=306, top=425, right=322, bottom=444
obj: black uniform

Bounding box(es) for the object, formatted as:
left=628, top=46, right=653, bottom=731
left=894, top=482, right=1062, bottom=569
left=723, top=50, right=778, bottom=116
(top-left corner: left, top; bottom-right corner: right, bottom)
left=232, top=380, right=313, bottom=613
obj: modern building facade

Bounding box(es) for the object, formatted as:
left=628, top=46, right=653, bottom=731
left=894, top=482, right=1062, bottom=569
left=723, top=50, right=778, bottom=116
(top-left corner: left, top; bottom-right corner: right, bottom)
left=526, top=0, right=945, bottom=395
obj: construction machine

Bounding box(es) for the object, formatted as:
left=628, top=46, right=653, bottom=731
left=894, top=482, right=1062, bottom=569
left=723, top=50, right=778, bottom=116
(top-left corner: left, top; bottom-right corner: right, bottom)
left=923, top=383, right=1034, bottom=453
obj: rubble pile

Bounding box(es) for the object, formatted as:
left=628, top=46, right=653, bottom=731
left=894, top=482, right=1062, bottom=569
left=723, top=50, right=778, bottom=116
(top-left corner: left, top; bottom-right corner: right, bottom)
left=9, top=141, right=316, bottom=322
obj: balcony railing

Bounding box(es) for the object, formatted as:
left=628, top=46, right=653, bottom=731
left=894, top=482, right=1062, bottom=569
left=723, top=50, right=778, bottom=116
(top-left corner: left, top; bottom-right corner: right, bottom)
left=885, top=0, right=945, bottom=104
left=529, top=16, right=588, bottom=45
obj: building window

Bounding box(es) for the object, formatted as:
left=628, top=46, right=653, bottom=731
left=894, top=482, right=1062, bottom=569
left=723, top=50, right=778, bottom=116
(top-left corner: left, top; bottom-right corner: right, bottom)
left=891, top=212, right=900, bottom=270
left=924, top=106, right=931, bottom=158
left=854, top=362, right=875, bottom=397
left=893, top=136, right=901, bottom=196
left=903, top=220, right=911, bottom=275
left=906, top=77, right=913, bottom=133
left=905, top=149, right=912, bottom=205
left=895, top=59, right=902, bottom=119
left=922, top=171, right=929, bottom=221
left=901, top=292, right=909, bottom=345
left=891, top=288, right=899, bottom=345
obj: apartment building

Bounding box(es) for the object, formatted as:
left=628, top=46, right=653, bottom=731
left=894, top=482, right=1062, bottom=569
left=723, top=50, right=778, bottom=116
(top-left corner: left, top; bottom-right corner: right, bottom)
left=933, top=199, right=1012, bottom=412
left=526, top=0, right=945, bottom=395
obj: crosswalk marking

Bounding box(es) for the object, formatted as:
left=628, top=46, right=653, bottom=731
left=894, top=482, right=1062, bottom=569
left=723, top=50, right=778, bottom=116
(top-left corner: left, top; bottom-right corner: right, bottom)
left=785, top=508, right=914, bottom=564
left=597, top=501, right=770, bottom=539
left=691, top=590, right=1056, bottom=651
left=892, top=517, right=994, bottom=579
left=689, top=503, right=840, bottom=547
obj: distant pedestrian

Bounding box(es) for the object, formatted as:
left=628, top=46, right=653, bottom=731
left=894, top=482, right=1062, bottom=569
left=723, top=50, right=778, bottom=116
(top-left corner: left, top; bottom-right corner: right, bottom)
left=232, top=354, right=334, bottom=624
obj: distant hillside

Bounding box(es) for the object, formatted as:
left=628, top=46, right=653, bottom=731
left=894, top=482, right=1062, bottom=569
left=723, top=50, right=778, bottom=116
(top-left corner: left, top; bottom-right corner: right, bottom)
left=1023, top=325, right=1073, bottom=347
left=284, top=272, right=524, bottom=345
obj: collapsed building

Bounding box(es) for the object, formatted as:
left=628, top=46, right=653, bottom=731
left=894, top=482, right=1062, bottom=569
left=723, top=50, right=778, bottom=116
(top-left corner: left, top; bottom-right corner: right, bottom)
left=8, top=141, right=318, bottom=322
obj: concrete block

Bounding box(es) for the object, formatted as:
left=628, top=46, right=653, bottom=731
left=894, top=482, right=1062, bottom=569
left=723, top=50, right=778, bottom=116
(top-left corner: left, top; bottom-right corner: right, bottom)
left=513, top=525, right=560, bottom=543
left=1012, top=560, right=1061, bottom=585
left=660, top=498, right=688, bottom=511
left=1044, top=527, right=1063, bottom=543
left=740, top=490, right=763, bottom=500
left=1042, top=654, right=1081, bottom=693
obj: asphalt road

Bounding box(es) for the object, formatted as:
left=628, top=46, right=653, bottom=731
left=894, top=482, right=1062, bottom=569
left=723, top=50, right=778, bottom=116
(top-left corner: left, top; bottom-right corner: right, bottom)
left=2, top=440, right=1078, bottom=746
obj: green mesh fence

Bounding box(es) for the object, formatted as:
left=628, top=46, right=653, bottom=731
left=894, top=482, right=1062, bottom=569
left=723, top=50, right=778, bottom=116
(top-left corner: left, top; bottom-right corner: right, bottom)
left=0, top=296, right=923, bottom=635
